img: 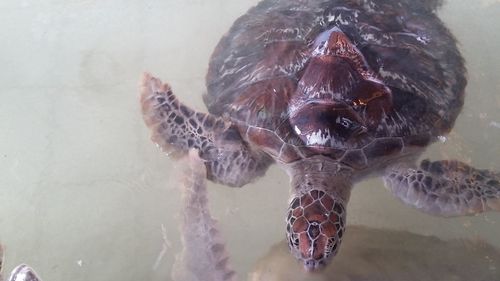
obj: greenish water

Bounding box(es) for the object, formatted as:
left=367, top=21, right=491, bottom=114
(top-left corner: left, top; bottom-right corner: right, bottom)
left=0, top=1, right=499, bottom=280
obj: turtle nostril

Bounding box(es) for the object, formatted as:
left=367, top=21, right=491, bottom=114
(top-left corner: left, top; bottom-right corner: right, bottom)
left=303, top=260, right=317, bottom=271
left=304, top=259, right=327, bottom=271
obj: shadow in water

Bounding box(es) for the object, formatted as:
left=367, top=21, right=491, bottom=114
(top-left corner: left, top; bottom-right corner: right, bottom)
left=251, top=225, right=500, bottom=281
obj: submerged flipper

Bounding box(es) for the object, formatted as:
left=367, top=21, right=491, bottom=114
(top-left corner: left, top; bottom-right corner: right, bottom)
left=172, top=150, right=237, bottom=281
left=1, top=246, right=43, bottom=281
left=0, top=247, right=42, bottom=281
left=141, top=73, right=227, bottom=158
left=6, top=265, right=42, bottom=281
left=140, top=74, right=272, bottom=187
left=384, top=160, right=500, bottom=216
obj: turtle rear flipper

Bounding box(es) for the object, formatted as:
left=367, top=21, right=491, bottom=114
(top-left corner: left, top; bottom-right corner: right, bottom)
left=384, top=160, right=500, bottom=216
left=141, top=74, right=272, bottom=187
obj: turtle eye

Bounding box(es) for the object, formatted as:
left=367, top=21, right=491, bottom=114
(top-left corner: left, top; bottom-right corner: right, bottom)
left=336, top=116, right=361, bottom=131
left=337, top=117, right=353, bottom=128
left=335, top=116, right=366, bottom=136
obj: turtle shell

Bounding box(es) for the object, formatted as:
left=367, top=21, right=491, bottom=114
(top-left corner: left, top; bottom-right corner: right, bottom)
left=204, top=0, right=466, bottom=159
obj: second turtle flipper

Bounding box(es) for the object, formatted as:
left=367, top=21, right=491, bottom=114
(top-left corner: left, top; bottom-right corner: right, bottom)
left=172, top=150, right=237, bottom=281
left=141, top=74, right=272, bottom=187
left=384, top=159, right=500, bottom=216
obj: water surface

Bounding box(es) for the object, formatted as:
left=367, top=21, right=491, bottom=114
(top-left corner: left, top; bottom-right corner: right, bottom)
left=0, top=0, right=499, bottom=280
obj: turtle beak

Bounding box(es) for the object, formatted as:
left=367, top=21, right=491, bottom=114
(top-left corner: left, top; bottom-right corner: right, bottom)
left=303, top=259, right=326, bottom=271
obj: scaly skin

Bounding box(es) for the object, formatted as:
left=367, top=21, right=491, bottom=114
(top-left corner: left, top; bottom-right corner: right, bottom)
left=171, top=150, right=236, bottom=281
left=140, top=0, right=500, bottom=272
left=286, top=190, right=346, bottom=270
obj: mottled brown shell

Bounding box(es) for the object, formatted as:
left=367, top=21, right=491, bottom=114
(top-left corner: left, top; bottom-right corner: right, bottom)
left=204, top=0, right=466, bottom=162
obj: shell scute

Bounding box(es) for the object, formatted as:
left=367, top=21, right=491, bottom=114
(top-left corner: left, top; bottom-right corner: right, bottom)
left=229, top=78, right=296, bottom=128
left=204, top=0, right=465, bottom=165
left=340, top=149, right=368, bottom=169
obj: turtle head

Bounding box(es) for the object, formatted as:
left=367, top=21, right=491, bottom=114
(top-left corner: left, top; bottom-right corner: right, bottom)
left=286, top=189, right=346, bottom=271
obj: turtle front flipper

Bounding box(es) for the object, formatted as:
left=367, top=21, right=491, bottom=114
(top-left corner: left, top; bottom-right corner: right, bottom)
left=384, top=160, right=500, bottom=216
left=172, top=150, right=236, bottom=281
left=141, top=73, right=226, bottom=158
left=141, top=73, right=272, bottom=187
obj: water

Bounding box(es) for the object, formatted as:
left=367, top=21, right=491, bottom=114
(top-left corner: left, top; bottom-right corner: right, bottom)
left=0, top=0, right=499, bottom=280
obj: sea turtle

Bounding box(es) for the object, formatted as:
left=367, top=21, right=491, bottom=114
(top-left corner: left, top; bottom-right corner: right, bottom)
left=140, top=0, right=500, bottom=271
left=172, top=151, right=500, bottom=281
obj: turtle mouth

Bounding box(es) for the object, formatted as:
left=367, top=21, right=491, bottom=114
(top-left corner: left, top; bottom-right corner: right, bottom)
left=303, top=259, right=327, bottom=271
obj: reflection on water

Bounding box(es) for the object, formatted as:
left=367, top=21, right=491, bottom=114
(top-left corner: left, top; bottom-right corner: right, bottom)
left=0, top=0, right=499, bottom=280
